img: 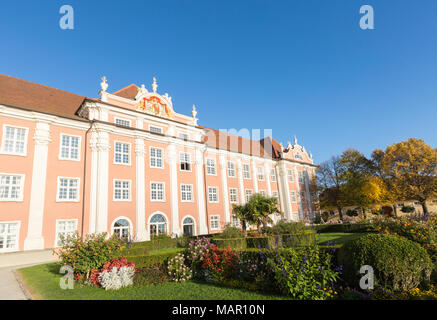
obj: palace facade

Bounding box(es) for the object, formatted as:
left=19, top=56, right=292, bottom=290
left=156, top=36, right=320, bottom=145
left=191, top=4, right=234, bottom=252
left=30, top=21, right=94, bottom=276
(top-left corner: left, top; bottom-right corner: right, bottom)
left=0, top=74, right=316, bottom=252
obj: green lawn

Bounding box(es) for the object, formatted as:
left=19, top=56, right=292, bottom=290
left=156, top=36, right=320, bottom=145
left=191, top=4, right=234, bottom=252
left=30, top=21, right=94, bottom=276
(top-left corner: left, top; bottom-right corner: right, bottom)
left=18, top=263, right=287, bottom=300
left=317, top=232, right=366, bottom=245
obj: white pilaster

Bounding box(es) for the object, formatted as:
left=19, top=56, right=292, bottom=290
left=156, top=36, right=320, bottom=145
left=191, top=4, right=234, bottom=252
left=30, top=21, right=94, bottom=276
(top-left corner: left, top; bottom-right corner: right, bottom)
left=135, top=138, right=149, bottom=241
left=195, top=148, right=208, bottom=235
left=294, top=166, right=304, bottom=221
left=219, top=153, right=231, bottom=224
left=278, top=162, right=292, bottom=221
left=304, top=169, right=314, bottom=221
left=264, top=162, right=272, bottom=196
left=251, top=159, right=259, bottom=193
left=24, top=121, right=51, bottom=250
left=168, top=144, right=180, bottom=236
left=236, top=159, right=245, bottom=204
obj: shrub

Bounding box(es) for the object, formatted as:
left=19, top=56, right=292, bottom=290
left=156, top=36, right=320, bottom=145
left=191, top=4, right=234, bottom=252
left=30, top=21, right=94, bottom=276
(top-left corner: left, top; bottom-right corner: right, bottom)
left=167, top=253, right=192, bottom=282
left=54, top=232, right=123, bottom=278
left=126, top=249, right=184, bottom=268
left=313, top=222, right=374, bottom=233
left=212, top=238, right=247, bottom=250
left=246, top=236, right=275, bottom=249
left=215, top=225, right=243, bottom=239
left=280, top=231, right=316, bottom=248
left=201, top=247, right=240, bottom=282
left=401, top=206, right=415, bottom=213
left=266, top=220, right=308, bottom=235
left=338, top=233, right=433, bottom=291
left=374, top=217, right=437, bottom=262
left=130, top=235, right=189, bottom=251
left=236, top=250, right=276, bottom=292
left=99, top=266, right=135, bottom=290
left=265, top=245, right=340, bottom=300
left=133, top=264, right=171, bottom=286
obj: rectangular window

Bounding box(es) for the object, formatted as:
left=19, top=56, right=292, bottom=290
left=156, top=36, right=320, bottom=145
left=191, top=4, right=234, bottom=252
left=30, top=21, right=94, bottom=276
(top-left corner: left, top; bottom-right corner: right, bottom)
left=232, top=214, right=241, bottom=228
left=149, top=126, right=163, bottom=134
left=0, top=174, right=24, bottom=201
left=245, top=189, right=253, bottom=202
left=229, top=188, right=238, bottom=203
left=270, top=168, right=276, bottom=182
left=243, top=164, right=250, bottom=179
left=60, top=134, right=80, bottom=160
left=227, top=162, right=236, bottom=177
left=0, top=222, right=19, bottom=251
left=290, top=191, right=297, bottom=203
left=181, top=184, right=193, bottom=202
left=287, top=170, right=294, bottom=183
left=1, top=125, right=27, bottom=155
left=206, top=158, right=216, bottom=175
left=114, top=180, right=131, bottom=201
left=257, top=167, right=264, bottom=181
left=151, top=182, right=165, bottom=201
left=260, top=190, right=266, bottom=196
left=272, top=191, right=279, bottom=199
left=210, top=215, right=220, bottom=230
left=55, top=220, right=77, bottom=247
left=179, top=133, right=189, bottom=140
left=115, top=118, right=131, bottom=127
left=150, top=147, right=163, bottom=168
left=57, top=177, right=79, bottom=201
left=180, top=153, right=191, bottom=171
left=114, top=142, right=130, bottom=165
left=208, top=187, right=218, bottom=203
left=298, top=171, right=303, bottom=183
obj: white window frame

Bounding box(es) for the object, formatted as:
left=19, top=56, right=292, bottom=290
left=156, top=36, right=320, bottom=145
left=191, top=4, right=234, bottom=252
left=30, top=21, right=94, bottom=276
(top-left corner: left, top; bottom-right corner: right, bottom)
left=180, top=184, right=194, bottom=202
left=208, top=186, right=219, bottom=203
left=287, top=169, right=294, bottom=183
left=178, top=132, right=190, bottom=140
left=114, top=117, right=132, bottom=127
left=114, top=141, right=131, bottom=166
left=113, top=179, right=132, bottom=201
left=56, top=177, right=80, bottom=202
left=179, top=152, right=192, bottom=172
left=210, top=215, right=220, bottom=231
left=290, top=191, right=297, bottom=203
left=229, top=188, right=238, bottom=203
left=260, top=190, right=266, bottom=196
left=272, top=191, right=279, bottom=199
left=54, top=219, right=78, bottom=248
left=245, top=189, right=253, bottom=202
left=0, top=221, right=21, bottom=252
left=206, top=158, right=217, bottom=176
left=0, top=125, right=28, bottom=156
left=257, top=167, right=264, bottom=181
left=227, top=162, right=236, bottom=178
left=59, top=133, right=81, bottom=161
left=270, top=168, right=277, bottom=182
left=111, top=216, right=133, bottom=239
left=243, top=164, right=251, bottom=179
left=298, top=171, right=304, bottom=184
left=150, top=147, right=164, bottom=169
left=0, top=173, right=25, bottom=202
left=149, top=125, right=163, bottom=134
left=150, top=181, right=165, bottom=202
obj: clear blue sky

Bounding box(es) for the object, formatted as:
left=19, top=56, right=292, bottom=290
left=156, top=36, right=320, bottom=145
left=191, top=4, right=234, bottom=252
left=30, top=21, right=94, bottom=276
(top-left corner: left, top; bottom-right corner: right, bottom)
left=1, top=0, right=436, bottom=163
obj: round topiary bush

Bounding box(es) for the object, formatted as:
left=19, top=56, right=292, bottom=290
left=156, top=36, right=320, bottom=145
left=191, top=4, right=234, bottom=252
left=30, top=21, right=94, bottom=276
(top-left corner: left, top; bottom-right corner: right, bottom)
left=338, top=233, right=432, bottom=291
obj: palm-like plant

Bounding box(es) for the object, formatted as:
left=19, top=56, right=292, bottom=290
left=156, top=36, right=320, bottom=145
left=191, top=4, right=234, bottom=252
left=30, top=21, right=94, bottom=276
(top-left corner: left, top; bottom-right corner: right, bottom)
left=247, top=193, right=283, bottom=233
left=231, top=203, right=253, bottom=237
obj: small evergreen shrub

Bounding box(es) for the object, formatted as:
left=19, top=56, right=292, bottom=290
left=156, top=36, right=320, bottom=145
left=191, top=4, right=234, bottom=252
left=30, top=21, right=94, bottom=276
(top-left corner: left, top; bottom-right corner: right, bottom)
left=212, top=238, right=247, bottom=250
left=215, top=225, right=243, bottom=239
left=338, top=233, right=433, bottom=291
left=266, top=220, right=308, bottom=235
left=133, top=263, right=170, bottom=286
left=126, top=249, right=184, bottom=268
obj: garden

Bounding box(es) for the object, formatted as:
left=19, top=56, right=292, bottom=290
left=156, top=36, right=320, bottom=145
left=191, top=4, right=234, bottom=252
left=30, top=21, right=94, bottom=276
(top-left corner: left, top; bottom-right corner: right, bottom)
left=17, top=214, right=437, bottom=300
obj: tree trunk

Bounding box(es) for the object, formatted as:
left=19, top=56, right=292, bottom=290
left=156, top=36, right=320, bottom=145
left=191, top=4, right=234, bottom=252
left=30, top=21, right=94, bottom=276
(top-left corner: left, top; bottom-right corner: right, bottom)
left=421, top=200, right=429, bottom=217
left=337, top=206, right=343, bottom=221
left=392, top=204, right=398, bottom=218
left=361, top=208, right=367, bottom=220
left=242, top=220, right=247, bottom=237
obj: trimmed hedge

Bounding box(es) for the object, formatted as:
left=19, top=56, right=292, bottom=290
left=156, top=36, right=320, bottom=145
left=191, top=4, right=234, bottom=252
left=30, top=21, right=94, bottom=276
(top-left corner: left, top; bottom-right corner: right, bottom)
left=128, top=236, right=190, bottom=251
left=126, top=248, right=185, bottom=268
left=246, top=236, right=276, bottom=249
left=338, top=233, right=433, bottom=291
left=212, top=238, right=247, bottom=250
left=313, top=222, right=374, bottom=234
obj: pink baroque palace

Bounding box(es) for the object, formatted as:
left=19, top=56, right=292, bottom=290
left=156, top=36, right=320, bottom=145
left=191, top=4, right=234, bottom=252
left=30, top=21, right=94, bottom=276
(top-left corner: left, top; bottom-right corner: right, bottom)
left=0, top=74, right=316, bottom=252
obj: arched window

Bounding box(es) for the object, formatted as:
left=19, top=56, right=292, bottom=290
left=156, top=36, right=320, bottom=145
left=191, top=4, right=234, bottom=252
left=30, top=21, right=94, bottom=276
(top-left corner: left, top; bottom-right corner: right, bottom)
left=113, top=218, right=130, bottom=239
left=182, top=216, right=195, bottom=236
left=150, top=213, right=167, bottom=236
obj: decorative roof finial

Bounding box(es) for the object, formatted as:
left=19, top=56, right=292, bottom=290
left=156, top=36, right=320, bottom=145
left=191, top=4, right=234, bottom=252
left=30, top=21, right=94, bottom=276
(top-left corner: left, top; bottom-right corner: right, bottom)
left=309, top=151, right=313, bottom=159
left=192, top=104, right=197, bottom=119
left=279, top=142, right=284, bottom=151
left=152, top=77, right=158, bottom=93
left=287, top=141, right=292, bottom=149
left=100, top=76, right=108, bottom=92
left=294, top=135, right=298, bottom=145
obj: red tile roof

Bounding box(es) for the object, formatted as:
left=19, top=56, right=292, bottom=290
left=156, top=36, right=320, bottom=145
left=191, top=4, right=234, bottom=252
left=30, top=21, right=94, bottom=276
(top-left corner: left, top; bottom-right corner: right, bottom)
left=112, top=84, right=138, bottom=99
left=0, top=73, right=86, bottom=119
